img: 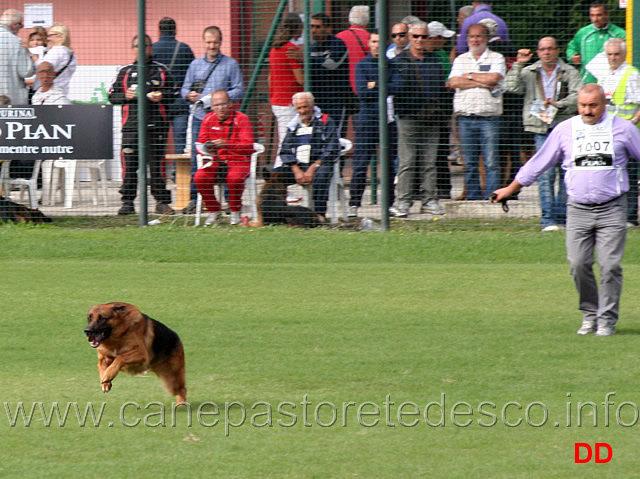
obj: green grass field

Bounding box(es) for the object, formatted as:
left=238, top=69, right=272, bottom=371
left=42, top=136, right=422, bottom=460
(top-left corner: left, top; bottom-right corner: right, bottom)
left=1, top=223, right=639, bottom=478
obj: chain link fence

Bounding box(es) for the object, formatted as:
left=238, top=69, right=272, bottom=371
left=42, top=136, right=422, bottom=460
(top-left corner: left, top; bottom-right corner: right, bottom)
left=0, top=0, right=630, bottom=228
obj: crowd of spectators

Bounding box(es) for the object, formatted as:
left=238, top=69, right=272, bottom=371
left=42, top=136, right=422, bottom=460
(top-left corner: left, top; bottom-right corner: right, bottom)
left=0, top=2, right=633, bottom=229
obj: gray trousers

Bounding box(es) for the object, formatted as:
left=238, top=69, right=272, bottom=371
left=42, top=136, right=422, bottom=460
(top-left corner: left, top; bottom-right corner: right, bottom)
left=566, top=195, right=627, bottom=327
left=395, top=115, right=438, bottom=205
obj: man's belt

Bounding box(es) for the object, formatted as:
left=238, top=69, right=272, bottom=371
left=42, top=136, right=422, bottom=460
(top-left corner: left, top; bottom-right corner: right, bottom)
left=577, top=194, right=623, bottom=208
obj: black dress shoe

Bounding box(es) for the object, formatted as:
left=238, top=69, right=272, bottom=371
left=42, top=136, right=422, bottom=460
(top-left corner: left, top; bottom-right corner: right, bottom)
left=118, top=202, right=135, bottom=215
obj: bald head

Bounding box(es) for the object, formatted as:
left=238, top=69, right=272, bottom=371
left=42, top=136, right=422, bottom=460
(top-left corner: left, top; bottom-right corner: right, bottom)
left=578, top=84, right=606, bottom=125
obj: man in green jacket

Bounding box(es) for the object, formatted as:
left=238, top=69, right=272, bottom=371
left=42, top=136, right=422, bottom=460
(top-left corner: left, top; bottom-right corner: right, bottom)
left=566, top=2, right=626, bottom=84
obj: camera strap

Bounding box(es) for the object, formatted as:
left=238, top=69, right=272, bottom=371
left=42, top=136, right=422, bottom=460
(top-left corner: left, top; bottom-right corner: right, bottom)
left=200, top=55, right=222, bottom=86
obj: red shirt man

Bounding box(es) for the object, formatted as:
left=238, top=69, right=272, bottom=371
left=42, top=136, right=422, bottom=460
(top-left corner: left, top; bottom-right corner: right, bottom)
left=336, top=6, right=370, bottom=93
left=194, top=90, right=254, bottom=225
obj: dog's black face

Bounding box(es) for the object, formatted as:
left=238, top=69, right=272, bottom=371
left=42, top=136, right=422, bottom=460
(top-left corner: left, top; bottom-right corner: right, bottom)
left=84, top=307, right=118, bottom=348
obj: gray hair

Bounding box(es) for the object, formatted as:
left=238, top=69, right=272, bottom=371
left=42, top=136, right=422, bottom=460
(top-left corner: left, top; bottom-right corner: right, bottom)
left=459, top=6, right=474, bottom=19
left=408, top=21, right=428, bottom=33
left=0, top=9, right=23, bottom=26
left=604, top=37, right=627, bottom=56
left=292, top=91, right=315, bottom=105
left=348, top=6, right=369, bottom=27
left=401, top=15, right=421, bottom=26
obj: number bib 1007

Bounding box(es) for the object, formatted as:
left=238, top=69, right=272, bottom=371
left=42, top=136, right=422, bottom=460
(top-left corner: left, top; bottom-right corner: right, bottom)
left=571, top=115, right=615, bottom=169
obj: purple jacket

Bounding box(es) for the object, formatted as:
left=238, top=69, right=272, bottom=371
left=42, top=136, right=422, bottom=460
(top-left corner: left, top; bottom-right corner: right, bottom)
left=456, top=4, right=510, bottom=53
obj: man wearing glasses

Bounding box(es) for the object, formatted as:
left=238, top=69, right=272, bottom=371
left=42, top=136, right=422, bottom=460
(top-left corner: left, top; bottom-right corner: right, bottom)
left=0, top=9, right=34, bottom=105
left=108, top=34, right=176, bottom=216
left=386, top=23, right=409, bottom=60
left=388, top=21, right=446, bottom=217
left=194, top=90, right=254, bottom=226
left=31, top=62, right=71, bottom=105
left=505, top=36, right=582, bottom=231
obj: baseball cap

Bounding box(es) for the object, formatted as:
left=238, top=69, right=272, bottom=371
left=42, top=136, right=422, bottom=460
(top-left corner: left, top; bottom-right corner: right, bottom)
left=427, top=21, right=455, bottom=38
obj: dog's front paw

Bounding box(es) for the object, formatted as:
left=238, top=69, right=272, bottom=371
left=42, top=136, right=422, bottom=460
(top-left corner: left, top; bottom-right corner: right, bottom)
left=101, top=381, right=112, bottom=393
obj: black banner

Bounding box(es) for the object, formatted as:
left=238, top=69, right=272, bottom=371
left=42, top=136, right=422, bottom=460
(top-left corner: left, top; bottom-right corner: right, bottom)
left=0, top=105, right=113, bottom=160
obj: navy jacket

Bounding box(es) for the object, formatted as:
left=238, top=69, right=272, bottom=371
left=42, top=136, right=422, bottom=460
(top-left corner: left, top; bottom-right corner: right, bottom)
left=309, top=35, right=351, bottom=117
left=355, top=54, right=382, bottom=109
left=152, top=34, right=195, bottom=116
left=280, top=109, right=340, bottom=168
left=389, top=51, right=445, bottom=117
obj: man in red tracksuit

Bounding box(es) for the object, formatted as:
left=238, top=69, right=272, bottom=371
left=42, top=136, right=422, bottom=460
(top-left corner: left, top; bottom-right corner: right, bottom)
left=194, top=90, right=254, bottom=226
left=108, top=34, right=175, bottom=216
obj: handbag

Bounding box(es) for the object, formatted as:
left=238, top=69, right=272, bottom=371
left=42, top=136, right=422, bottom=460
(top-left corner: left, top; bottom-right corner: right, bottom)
left=190, top=55, right=222, bottom=94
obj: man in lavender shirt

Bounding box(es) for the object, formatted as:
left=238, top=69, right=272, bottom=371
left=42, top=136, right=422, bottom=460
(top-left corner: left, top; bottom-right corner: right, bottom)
left=492, top=84, right=640, bottom=337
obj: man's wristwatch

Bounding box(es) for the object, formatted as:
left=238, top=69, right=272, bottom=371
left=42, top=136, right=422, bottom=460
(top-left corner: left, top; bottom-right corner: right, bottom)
left=467, top=72, right=473, bottom=80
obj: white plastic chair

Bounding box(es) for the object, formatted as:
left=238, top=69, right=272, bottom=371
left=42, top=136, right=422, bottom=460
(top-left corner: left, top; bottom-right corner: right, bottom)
left=48, top=160, right=108, bottom=208
left=194, top=143, right=265, bottom=226
left=328, top=138, right=352, bottom=223
left=291, top=138, right=352, bottom=224
left=0, top=159, right=42, bottom=209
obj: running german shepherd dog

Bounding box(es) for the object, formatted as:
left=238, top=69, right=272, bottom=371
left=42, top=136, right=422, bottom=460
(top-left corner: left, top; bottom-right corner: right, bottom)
left=249, top=172, right=321, bottom=228
left=84, top=302, right=187, bottom=405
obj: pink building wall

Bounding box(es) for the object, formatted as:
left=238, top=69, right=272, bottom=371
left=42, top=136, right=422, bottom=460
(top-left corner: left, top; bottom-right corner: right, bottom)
left=15, top=2, right=234, bottom=66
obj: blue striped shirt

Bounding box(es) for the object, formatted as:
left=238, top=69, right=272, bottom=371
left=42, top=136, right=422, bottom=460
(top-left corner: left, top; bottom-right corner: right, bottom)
left=181, top=54, right=245, bottom=120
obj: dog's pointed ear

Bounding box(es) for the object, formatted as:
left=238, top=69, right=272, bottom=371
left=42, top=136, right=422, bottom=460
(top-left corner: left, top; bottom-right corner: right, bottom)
left=112, top=304, right=127, bottom=313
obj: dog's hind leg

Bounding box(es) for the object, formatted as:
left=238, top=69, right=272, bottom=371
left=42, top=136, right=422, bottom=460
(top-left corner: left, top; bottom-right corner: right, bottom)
left=152, top=344, right=187, bottom=406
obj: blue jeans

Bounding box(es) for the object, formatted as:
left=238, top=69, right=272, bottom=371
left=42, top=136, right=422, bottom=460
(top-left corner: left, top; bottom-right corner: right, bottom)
left=172, top=113, right=189, bottom=154
left=534, top=133, right=567, bottom=227
left=457, top=115, right=500, bottom=200
left=349, top=108, right=396, bottom=207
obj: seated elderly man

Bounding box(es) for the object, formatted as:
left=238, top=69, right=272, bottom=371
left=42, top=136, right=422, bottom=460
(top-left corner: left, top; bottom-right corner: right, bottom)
left=194, top=90, right=254, bottom=226
left=272, top=91, right=340, bottom=219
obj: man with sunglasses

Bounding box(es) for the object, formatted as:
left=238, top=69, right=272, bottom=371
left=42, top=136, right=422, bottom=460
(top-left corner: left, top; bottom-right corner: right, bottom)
left=386, top=23, right=410, bottom=60
left=389, top=21, right=446, bottom=217
left=0, top=9, right=34, bottom=105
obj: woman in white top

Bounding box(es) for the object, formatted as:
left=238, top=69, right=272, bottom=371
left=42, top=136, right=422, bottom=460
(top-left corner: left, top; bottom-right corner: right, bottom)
left=36, top=23, right=76, bottom=95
